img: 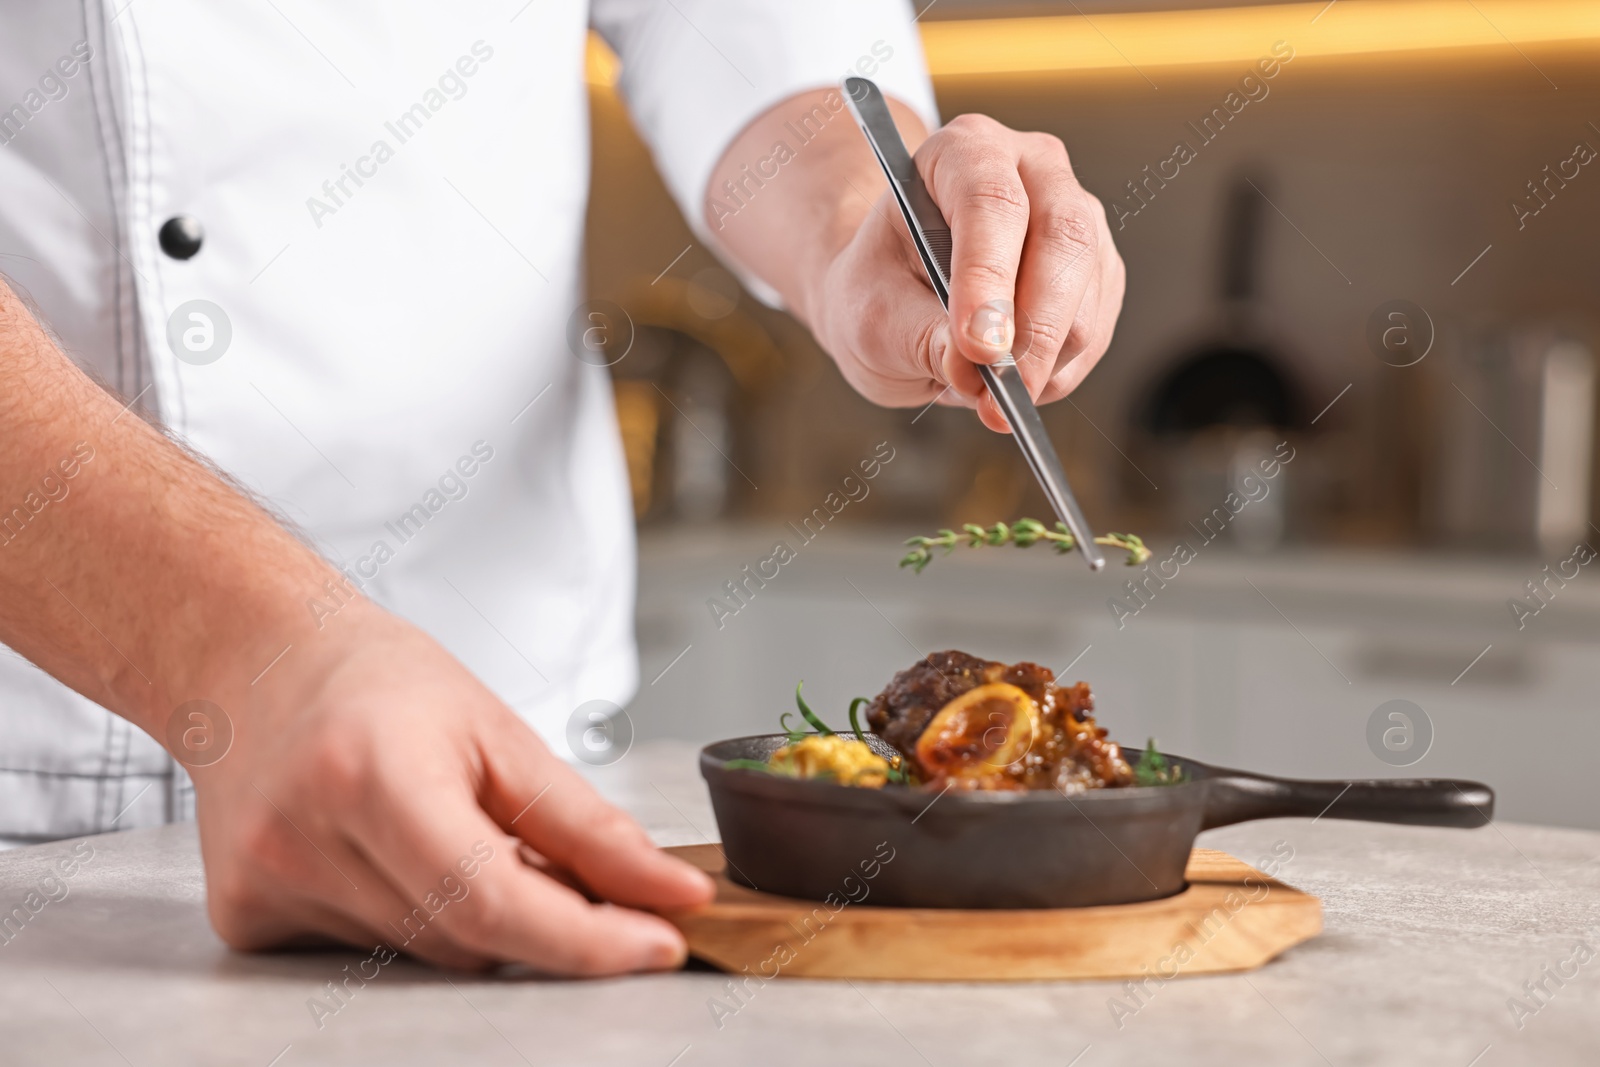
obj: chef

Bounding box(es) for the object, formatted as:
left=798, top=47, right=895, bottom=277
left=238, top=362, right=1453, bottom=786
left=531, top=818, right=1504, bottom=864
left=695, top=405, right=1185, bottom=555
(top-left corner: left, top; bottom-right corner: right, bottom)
left=0, top=1, right=1124, bottom=973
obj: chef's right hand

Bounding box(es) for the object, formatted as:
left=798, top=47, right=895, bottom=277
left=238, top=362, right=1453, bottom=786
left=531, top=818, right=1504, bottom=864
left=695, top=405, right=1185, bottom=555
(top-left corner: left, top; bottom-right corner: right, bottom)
left=188, top=603, right=713, bottom=973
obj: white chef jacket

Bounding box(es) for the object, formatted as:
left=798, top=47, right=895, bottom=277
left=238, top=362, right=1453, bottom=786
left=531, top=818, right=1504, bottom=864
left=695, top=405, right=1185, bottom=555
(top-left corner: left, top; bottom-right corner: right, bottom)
left=0, top=1, right=936, bottom=839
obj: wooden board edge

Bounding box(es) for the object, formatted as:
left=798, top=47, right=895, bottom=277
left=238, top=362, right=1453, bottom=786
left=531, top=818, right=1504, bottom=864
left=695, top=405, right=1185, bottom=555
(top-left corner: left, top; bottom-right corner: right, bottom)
left=665, top=844, right=1323, bottom=982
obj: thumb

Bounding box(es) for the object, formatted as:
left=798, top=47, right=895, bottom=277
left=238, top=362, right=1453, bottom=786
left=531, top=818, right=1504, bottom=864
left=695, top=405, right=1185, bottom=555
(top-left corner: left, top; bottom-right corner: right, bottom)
left=481, top=733, right=714, bottom=912
left=937, top=330, right=1014, bottom=434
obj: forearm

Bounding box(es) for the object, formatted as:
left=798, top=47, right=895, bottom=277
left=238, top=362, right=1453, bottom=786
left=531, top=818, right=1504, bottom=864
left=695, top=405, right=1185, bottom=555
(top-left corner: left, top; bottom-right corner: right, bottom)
left=703, top=88, right=928, bottom=329
left=0, top=282, right=358, bottom=739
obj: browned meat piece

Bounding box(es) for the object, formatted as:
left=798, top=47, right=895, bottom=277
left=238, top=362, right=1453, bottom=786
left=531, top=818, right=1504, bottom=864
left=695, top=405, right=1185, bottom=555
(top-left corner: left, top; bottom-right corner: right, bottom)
left=865, top=650, right=1133, bottom=792
left=864, top=650, right=994, bottom=757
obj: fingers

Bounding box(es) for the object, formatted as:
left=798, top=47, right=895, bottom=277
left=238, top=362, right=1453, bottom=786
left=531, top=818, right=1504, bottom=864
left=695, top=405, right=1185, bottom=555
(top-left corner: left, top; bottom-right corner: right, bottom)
left=917, top=120, right=1113, bottom=430
left=1010, top=133, right=1101, bottom=399
left=290, top=896, right=495, bottom=972
left=922, top=115, right=1028, bottom=375
left=1038, top=276, right=1104, bottom=402
left=938, top=348, right=1016, bottom=433
left=478, top=731, right=714, bottom=914
left=816, top=113, right=1121, bottom=427
left=196, top=619, right=721, bottom=979
left=1040, top=247, right=1125, bottom=404
left=206, top=802, right=497, bottom=970
left=359, top=774, right=692, bottom=977
left=217, top=765, right=692, bottom=975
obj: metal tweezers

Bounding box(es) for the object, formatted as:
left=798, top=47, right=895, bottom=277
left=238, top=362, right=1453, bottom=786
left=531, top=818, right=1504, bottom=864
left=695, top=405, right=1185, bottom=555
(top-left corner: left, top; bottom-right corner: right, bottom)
left=844, top=77, right=1106, bottom=571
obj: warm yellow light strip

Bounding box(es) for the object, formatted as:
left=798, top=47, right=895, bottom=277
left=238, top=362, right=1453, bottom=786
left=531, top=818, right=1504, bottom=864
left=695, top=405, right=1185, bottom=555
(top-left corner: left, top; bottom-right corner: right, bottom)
left=920, top=0, right=1600, bottom=77
left=586, top=34, right=621, bottom=87
left=585, top=0, right=1599, bottom=86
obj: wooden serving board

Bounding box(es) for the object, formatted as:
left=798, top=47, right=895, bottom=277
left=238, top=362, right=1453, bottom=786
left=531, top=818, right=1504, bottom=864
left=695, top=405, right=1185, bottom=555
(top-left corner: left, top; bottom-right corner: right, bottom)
left=664, top=844, right=1320, bottom=981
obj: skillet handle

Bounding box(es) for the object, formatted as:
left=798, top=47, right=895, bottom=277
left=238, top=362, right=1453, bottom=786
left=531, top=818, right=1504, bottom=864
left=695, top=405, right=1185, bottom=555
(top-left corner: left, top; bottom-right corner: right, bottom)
left=1200, top=769, right=1494, bottom=831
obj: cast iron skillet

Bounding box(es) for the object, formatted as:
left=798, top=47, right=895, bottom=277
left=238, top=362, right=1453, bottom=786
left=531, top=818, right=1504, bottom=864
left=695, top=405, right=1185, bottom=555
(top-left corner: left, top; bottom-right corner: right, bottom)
left=701, top=733, right=1494, bottom=909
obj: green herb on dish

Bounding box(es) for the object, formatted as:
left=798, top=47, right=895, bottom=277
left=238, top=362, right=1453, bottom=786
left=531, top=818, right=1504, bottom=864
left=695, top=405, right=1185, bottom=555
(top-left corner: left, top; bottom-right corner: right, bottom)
left=727, top=683, right=913, bottom=787
left=1132, top=739, right=1186, bottom=787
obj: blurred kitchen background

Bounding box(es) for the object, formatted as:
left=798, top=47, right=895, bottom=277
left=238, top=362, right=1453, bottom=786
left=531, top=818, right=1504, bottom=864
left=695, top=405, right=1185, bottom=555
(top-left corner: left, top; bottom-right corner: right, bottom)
left=581, top=1, right=1600, bottom=830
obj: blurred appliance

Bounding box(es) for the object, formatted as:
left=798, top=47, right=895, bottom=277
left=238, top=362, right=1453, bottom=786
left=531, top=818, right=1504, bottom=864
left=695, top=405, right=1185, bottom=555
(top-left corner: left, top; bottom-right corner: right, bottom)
left=611, top=326, right=741, bottom=523
left=1135, top=174, right=1309, bottom=549
left=1429, top=329, right=1595, bottom=553
left=1538, top=341, right=1597, bottom=553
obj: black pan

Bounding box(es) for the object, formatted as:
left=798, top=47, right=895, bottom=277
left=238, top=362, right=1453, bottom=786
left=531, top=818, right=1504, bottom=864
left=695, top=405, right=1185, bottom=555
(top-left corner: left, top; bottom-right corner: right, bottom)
left=700, top=733, right=1494, bottom=909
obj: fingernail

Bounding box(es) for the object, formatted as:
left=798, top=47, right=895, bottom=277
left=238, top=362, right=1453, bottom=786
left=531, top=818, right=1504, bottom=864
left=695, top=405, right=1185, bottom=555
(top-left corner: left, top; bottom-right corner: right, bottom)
left=645, top=926, right=688, bottom=970
left=968, top=300, right=1015, bottom=353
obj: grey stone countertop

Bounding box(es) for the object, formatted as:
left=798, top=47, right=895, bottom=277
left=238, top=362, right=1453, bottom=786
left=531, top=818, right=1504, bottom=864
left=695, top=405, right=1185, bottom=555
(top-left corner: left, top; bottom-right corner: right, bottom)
left=0, top=741, right=1596, bottom=1066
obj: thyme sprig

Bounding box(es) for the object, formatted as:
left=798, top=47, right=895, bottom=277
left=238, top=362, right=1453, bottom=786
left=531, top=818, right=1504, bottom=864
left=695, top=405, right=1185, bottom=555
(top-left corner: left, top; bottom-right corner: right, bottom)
left=899, top=519, right=1151, bottom=573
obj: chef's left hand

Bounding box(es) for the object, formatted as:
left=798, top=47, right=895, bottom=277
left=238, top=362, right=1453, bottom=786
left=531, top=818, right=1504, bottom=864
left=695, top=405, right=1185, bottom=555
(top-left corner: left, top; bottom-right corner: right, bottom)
left=707, top=91, right=1126, bottom=433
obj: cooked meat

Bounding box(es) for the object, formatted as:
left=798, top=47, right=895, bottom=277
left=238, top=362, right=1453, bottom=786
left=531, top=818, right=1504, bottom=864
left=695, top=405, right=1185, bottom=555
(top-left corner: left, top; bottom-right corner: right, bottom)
left=865, top=650, right=1134, bottom=793
left=864, top=649, right=994, bottom=756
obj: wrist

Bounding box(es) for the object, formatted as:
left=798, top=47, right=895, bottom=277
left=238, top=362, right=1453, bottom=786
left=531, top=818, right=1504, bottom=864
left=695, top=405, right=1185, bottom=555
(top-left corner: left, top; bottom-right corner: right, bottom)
left=146, top=558, right=386, bottom=760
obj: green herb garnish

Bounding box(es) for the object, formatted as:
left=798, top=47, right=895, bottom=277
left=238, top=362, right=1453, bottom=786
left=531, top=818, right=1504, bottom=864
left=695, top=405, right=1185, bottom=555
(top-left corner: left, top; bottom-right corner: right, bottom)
left=725, top=684, right=914, bottom=785
left=848, top=697, right=870, bottom=742
left=792, top=682, right=834, bottom=735
left=1132, top=738, right=1186, bottom=787
left=723, top=758, right=778, bottom=773
left=883, top=758, right=913, bottom=786
left=899, top=519, right=1151, bottom=574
